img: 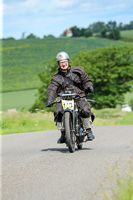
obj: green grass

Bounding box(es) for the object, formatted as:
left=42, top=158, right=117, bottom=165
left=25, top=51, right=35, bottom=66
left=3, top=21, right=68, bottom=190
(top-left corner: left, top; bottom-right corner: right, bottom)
left=112, top=174, right=133, bottom=200
left=0, top=108, right=133, bottom=135
left=93, top=108, right=133, bottom=126
left=120, top=30, right=133, bottom=42
left=120, top=30, right=133, bottom=39
left=124, top=92, right=133, bottom=104
left=0, top=89, right=38, bottom=111
left=103, top=162, right=133, bottom=200
left=0, top=112, right=56, bottom=135
left=1, top=37, right=127, bottom=92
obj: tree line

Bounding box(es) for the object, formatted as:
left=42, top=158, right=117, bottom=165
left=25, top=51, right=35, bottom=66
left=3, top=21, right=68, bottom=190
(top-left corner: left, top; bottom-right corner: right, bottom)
left=62, top=20, right=133, bottom=40
left=2, top=20, right=133, bottom=41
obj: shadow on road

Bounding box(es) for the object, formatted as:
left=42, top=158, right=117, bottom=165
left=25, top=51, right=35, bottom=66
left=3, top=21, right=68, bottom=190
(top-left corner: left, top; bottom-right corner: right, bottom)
left=41, top=148, right=93, bottom=153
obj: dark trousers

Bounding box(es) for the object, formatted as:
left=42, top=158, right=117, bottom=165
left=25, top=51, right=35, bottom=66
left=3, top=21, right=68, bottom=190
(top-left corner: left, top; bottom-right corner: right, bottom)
left=54, top=100, right=91, bottom=122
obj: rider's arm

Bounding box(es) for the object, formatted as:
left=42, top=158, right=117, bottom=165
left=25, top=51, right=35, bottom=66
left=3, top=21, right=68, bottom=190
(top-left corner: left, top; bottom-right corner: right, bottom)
left=46, top=77, right=59, bottom=101
left=81, top=71, right=94, bottom=93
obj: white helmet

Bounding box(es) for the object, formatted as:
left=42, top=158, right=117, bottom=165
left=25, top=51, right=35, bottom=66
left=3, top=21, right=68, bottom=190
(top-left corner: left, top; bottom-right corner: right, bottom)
left=56, top=51, right=69, bottom=62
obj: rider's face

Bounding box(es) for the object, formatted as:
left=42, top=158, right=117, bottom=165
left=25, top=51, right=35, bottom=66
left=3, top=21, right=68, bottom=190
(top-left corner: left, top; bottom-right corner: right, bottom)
left=59, top=59, right=69, bottom=72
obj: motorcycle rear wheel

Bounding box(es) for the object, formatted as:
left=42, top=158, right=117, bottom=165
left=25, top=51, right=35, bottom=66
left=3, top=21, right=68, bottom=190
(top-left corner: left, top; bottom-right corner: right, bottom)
left=65, top=112, right=75, bottom=153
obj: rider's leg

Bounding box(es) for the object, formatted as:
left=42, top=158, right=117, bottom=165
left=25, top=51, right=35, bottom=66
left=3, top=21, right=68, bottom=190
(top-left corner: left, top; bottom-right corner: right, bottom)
left=81, top=118, right=95, bottom=140
left=77, top=100, right=95, bottom=141
left=56, top=122, right=65, bottom=144
left=54, top=103, right=65, bottom=144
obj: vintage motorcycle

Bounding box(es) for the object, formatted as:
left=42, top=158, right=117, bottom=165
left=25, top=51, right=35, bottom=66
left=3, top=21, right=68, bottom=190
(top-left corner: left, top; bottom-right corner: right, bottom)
left=45, top=91, right=95, bottom=153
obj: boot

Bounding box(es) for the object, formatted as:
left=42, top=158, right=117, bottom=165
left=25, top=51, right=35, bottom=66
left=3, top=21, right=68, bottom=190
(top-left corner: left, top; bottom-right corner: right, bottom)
left=57, top=131, right=65, bottom=144
left=86, top=128, right=95, bottom=141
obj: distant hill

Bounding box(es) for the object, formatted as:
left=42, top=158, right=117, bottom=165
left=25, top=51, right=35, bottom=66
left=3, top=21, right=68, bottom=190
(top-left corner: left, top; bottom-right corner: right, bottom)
left=1, top=36, right=131, bottom=92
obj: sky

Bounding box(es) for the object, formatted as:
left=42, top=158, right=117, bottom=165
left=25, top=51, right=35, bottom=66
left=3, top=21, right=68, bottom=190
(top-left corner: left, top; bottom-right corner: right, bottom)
left=1, top=0, right=133, bottom=39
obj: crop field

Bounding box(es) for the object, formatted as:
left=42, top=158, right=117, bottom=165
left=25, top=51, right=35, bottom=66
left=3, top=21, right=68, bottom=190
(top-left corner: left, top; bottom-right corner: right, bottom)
left=120, top=30, right=133, bottom=39
left=1, top=37, right=126, bottom=92
left=0, top=89, right=38, bottom=111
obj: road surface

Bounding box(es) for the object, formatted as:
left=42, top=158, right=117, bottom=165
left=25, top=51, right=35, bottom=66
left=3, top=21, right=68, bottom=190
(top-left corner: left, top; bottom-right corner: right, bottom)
left=1, top=125, right=133, bottom=200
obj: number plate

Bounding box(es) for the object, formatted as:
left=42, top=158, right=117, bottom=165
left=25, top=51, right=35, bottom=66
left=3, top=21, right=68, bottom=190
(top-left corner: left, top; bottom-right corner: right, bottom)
left=62, top=100, right=74, bottom=110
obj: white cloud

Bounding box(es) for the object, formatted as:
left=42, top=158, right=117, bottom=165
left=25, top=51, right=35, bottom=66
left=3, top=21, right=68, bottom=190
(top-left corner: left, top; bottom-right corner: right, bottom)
left=51, top=0, right=73, bottom=8
left=80, top=2, right=92, bottom=9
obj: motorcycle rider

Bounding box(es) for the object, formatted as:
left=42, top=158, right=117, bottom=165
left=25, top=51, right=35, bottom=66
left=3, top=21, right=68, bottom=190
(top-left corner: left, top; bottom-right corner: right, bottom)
left=46, top=51, right=95, bottom=143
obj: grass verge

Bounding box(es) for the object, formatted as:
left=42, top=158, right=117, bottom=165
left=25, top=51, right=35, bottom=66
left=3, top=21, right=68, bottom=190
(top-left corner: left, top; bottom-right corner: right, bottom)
left=0, top=108, right=133, bottom=135
left=102, top=161, right=133, bottom=200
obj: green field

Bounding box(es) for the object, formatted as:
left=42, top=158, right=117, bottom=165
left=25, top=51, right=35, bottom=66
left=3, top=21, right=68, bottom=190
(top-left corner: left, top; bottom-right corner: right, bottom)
left=0, top=89, right=38, bottom=111
left=120, top=30, right=133, bottom=39
left=1, top=37, right=127, bottom=92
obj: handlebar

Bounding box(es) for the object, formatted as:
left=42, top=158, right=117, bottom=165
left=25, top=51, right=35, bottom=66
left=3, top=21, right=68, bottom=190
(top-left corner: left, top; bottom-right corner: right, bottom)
left=45, top=96, right=95, bottom=108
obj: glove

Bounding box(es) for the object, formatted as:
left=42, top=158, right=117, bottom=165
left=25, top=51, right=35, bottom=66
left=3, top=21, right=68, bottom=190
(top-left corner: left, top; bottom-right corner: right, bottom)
left=88, top=86, right=94, bottom=93
left=45, top=101, right=53, bottom=107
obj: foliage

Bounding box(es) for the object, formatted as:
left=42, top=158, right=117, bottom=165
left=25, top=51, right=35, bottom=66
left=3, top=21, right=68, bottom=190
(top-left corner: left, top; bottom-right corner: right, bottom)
left=71, top=46, right=133, bottom=109
left=2, top=37, right=15, bottom=40
left=1, top=37, right=125, bottom=92
left=89, top=21, right=106, bottom=33
left=26, top=33, right=39, bottom=39
left=84, top=29, right=93, bottom=37
left=0, top=112, right=56, bottom=135
left=108, top=29, right=121, bottom=40
left=43, top=35, right=55, bottom=38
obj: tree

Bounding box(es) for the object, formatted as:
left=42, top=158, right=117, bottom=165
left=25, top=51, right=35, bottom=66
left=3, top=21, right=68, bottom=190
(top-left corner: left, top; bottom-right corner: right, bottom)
left=84, top=29, right=93, bottom=37
left=89, top=21, right=106, bottom=33
left=44, top=34, right=55, bottom=38
left=26, top=33, right=39, bottom=39
left=69, top=26, right=81, bottom=37
left=108, top=29, right=121, bottom=40
left=71, top=46, right=133, bottom=109
left=101, top=29, right=107, bottom=38
left=3, top=37, right=15, bottom=40
left=106, top=21, right=117, bottom=31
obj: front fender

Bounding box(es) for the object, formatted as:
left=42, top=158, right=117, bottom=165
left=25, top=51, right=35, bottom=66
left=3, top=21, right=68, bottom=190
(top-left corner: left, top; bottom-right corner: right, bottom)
left=64, top=108, right=73, bottom=114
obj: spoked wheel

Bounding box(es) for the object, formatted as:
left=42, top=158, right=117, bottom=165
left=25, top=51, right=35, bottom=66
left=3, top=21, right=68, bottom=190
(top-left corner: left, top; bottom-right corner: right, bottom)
left=65, top=112, right=75, bottom=153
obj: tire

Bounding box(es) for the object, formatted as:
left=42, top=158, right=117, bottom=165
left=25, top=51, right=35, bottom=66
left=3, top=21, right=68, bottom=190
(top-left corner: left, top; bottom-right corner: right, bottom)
left=65, top=112, right=75, bottom=153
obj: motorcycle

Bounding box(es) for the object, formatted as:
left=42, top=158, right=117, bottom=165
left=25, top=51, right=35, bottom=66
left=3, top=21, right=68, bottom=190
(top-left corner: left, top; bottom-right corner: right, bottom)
left=45, top=90, right=95, bottom=153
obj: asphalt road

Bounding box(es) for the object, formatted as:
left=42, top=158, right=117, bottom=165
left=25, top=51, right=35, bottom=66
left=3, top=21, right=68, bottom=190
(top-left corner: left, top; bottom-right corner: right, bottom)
left=1, top=125, right=133, bottom=200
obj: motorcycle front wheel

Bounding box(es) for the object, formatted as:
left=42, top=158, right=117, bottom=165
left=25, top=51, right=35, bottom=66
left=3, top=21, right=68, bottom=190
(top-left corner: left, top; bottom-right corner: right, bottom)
left=65, top=112, right=75, bottom=153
